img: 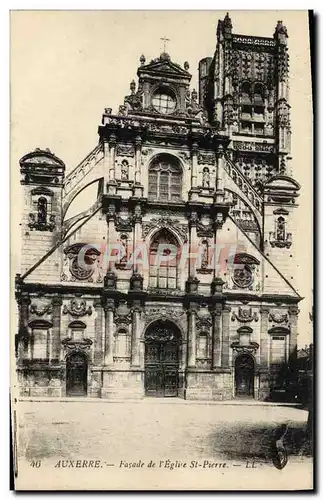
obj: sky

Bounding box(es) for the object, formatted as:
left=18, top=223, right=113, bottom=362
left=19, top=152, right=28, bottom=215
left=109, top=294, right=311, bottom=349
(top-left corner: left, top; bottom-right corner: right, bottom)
left=10, top=10, right=313, bottom=346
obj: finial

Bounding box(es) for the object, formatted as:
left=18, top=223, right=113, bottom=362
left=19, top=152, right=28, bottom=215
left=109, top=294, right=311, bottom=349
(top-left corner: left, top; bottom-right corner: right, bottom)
left=224, top=12, right=232, bottom=29
left=160, top=36, right=170, bottom=53
left=140, top=54, right=146, bottom=66
left=130, top=79, right=136, bottom=94
left=274, top=20, right=288, bottom=39
left=184, top=61, right=189, bottom=71
left=160, top=52, right=170, bottom=61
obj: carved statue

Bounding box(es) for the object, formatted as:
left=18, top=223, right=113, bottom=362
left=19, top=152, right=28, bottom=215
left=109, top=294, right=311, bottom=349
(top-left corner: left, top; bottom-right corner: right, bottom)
left=276, top=217, right=286, bottom=241
left=121, top=160, right=129, bottom=180
left=202, top=167, right=210, bottom=188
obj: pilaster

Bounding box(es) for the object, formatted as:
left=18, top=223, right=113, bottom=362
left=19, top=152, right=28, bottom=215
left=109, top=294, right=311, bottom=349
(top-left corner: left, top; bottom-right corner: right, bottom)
left=103, top=298, right=115, bottom=366
left=260, top=306, right=270, bottom=368
left=93, top=298, right=104, bottom=365
left=51, top=296, right=62, bottom=361
left=221, top=304, right=231, bottom=367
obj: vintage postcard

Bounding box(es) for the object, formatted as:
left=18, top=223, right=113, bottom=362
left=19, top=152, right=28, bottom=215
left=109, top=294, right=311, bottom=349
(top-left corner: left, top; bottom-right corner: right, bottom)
left=10, top=10, right=313, bottom=491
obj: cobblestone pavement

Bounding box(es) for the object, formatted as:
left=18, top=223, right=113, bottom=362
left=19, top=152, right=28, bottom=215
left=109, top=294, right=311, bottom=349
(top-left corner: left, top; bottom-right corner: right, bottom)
left=15, top=400, right=312, bottom=490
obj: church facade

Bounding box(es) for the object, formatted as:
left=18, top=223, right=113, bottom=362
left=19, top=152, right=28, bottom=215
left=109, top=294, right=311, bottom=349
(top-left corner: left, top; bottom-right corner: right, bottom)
left=15, top=14, right=301, bottom=400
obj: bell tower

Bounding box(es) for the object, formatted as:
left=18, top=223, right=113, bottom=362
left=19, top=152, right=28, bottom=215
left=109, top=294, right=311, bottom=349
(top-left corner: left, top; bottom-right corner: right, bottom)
left=19, top=148, right=65, bottom=274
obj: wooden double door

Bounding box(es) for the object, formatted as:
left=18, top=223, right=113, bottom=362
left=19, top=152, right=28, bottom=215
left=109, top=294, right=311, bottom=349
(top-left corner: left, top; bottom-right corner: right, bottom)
left=66, top=352, right=88, bottom=396
left=235, top=354, right=254, bottom=398
left=145, top=340, right=179, bottom=397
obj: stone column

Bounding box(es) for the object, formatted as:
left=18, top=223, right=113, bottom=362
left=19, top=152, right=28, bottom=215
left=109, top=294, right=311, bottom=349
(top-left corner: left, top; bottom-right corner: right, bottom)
left=187, top=303, right=198, bottom=368
left=260, top=306, right=270, bottom=367
left=134, top=136, right=142, bottom=185
left=103, top=299, right=115, bottom=366
left=93, top=298, right=104, bottom=365
left=191, top=142, right=198, bottom=189
left=189, top=212, right=198, bottom=278
left=103, top=139, right=110, bottom=186
left=215, top=145, right=224, bottom=203
left=221, top=305, right=231, bottom=367
left=132, top=204, right=142, bottom=275
left=109, top=134, right=116, bottom=181
left=131, top=303, right=141, bottom=367
left=106, top=204, right=116, bottom=271
left=51, top=296, right=62, bottom=361
left=288, top=305, right=299, bottom=362
left=212, top=303, right=222, bottom=368
left=17, top=293, right=31, bottom=360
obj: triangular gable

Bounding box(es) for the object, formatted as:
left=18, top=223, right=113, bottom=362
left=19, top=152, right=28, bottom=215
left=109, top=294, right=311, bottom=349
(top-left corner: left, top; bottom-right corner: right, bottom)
left=218, top=216, right=301, bottom=299
left=22, top=204, right=104, bottom=285
left=139, top=59, right=191, bottom=79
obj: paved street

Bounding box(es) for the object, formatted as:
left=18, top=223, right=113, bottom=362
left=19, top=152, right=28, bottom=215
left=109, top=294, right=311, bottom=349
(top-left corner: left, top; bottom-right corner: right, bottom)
left=15, top=400, right=312, bottom=490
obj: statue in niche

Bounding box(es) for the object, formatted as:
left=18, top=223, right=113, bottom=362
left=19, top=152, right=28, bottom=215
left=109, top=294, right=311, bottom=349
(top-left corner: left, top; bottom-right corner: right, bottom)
left=202, top=167, right=210, bottom=188
left=121, top=160, right=129, bottom=180
left=201, top=240, right=209, bottom=269
left=37, top=197, right=47, bottom=224
left=276, top=217, right=286, bottom=241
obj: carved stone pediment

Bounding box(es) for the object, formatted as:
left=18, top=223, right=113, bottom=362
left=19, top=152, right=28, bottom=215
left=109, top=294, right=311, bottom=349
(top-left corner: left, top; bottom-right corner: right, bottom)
left=143, top=306, right=185, bottom=327
left=142, top=217, right=188, bottom=242
left=62, top=337, right=93, bottom=351
left=231, top=341, right=259, bottom=355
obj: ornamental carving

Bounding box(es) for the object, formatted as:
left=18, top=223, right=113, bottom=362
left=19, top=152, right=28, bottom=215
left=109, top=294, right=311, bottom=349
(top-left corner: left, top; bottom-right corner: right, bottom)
left=145, top=326, right=179, bottom=343
left=196, top=316, right=212, bottom=330
left=196, top=221, right=213, bottom=238
left=116, top=144, right=135, bottom=158
left=232, top=266, right=254, bottom=289
left=115, top=214, right=133, bottom=232
left=231, top=307, right=259, bottom=323
left=61, top=244, right=103, bottom=283
left=63, top=299, right=92, bottom=317
left=143, top=307, right=185, bottom=327
left=28, top=213, right=56, bottom=232
left=29, top=303, right=53, bottom=316
left=142, top=218, right=188, bottom=241
left=232, top=141, right=275, bottom=153
left=62, top=338, right=93, bottom=351
left=231, top=341, right=259, bottom=355
left=197, top=153, right=215, bottom=165
left=269, top=312, right=289, bottom=324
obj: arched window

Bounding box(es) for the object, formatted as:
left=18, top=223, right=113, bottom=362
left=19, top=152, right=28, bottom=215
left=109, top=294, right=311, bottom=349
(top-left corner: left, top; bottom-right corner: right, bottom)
left=240, top=81, right=252, bottom=104
left=253, top=83, right=265, bottom=104
left=148, top=154, right=182, bottom=202
left=149, top=229, right=179, bottom=289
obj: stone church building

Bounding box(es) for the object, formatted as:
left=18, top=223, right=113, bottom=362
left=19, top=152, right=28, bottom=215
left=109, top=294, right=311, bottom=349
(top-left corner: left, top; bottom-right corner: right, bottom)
left=15, top=14, right=301, bottom=400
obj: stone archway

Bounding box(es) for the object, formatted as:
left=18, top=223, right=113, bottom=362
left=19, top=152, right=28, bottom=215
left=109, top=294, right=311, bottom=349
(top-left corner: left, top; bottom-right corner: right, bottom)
left=66, top=352, right=88, bottom=396
left=144, top=320, right=181, bottom=397
left=234, top=353, right=255, bottom=398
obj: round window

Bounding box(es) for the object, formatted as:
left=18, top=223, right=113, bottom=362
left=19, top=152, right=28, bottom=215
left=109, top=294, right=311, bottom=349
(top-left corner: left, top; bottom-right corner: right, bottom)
left=152, top=90, right=176, bottom=115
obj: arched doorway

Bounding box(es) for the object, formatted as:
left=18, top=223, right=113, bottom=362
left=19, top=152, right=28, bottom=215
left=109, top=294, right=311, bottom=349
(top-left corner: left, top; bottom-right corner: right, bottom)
left=144, top=321, right=181, bottom=397
left=66, top=352, right=88, bottom=396
left=235, top=354, right=254, bottom=398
